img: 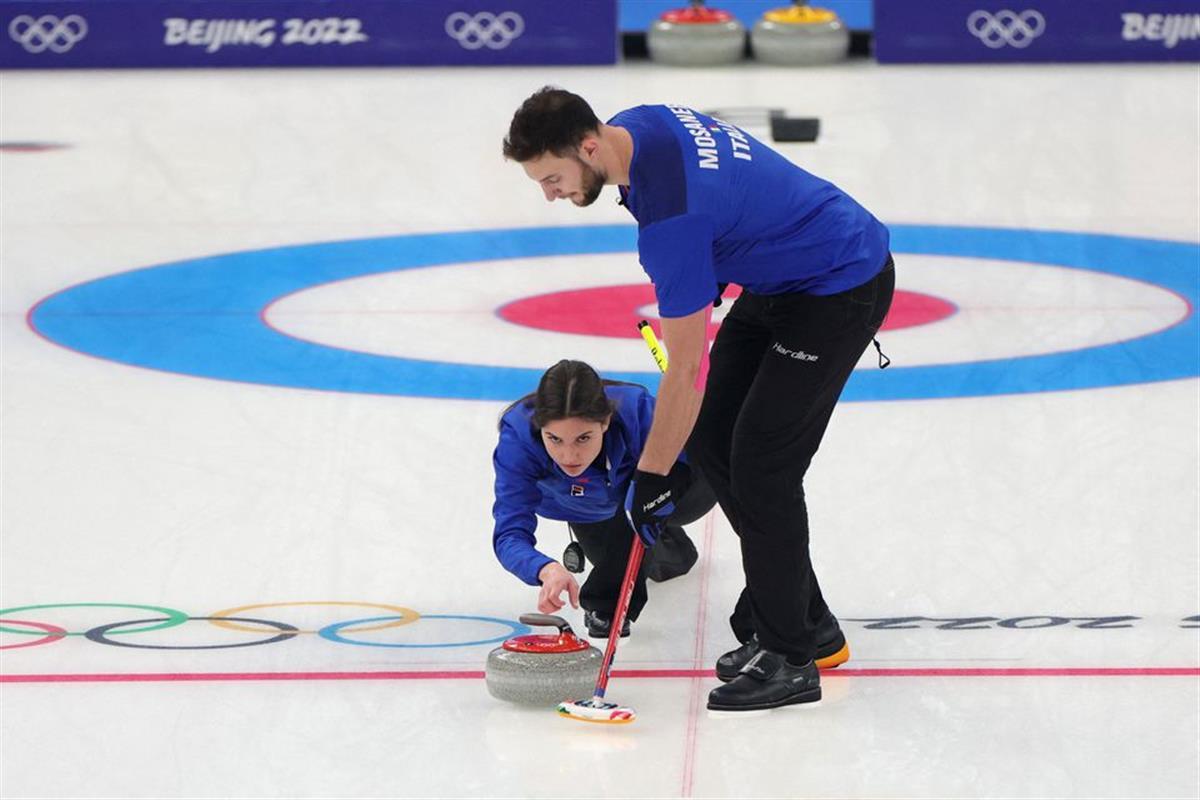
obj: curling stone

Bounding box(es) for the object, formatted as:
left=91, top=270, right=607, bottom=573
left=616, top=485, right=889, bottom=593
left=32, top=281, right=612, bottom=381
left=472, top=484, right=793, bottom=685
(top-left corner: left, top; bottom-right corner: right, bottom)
left=647, top=0, right=745, bottom=67
left=751, top=1, right=849, bottom=65
left=485, top=613, right=602, bottom=705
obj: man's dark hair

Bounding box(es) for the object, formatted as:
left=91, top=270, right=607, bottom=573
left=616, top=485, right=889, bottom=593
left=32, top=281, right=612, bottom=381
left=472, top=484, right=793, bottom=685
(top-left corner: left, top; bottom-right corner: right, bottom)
left=502, top=86, right=602, bottom=162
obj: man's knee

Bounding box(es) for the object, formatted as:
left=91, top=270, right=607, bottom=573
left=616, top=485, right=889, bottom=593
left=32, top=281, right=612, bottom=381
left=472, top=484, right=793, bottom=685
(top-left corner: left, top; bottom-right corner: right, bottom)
left=729, top=441, right=804, bottom=510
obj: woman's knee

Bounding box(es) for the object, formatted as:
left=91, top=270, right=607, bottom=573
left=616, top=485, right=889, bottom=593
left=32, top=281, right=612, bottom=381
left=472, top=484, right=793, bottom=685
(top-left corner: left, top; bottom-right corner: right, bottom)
left=669, top=464, right=717, bottom=526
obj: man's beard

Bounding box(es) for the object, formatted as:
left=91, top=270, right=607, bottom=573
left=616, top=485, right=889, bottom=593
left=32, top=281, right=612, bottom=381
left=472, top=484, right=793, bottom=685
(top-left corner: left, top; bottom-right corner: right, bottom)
left=574, top=159, right=606, bottom=207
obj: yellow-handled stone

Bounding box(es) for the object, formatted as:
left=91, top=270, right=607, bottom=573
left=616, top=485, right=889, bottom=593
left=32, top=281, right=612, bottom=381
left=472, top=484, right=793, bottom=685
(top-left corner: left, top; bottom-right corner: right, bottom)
left=764, top=4, right=837, bottom=24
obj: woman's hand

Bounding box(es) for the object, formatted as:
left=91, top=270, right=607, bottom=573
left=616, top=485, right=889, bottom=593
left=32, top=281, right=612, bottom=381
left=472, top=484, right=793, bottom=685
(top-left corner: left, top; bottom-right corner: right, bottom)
left=537, top=562, right=580, bottom=614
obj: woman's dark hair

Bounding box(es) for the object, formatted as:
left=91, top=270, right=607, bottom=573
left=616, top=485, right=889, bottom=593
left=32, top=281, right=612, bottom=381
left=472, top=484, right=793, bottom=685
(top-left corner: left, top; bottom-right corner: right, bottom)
left=501, top=360, right=637, bottom=431
left=502, top=86, right=602, bottom=162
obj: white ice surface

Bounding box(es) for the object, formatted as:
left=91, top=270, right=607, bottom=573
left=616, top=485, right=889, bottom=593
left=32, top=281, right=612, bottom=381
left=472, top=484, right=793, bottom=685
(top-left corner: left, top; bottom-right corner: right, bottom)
left=1, top=61, right=1198, bottom=799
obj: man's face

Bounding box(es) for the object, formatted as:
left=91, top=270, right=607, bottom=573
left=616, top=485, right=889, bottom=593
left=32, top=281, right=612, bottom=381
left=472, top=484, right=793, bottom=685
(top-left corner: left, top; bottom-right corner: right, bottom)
left=522, top=150, right=606, bottom=207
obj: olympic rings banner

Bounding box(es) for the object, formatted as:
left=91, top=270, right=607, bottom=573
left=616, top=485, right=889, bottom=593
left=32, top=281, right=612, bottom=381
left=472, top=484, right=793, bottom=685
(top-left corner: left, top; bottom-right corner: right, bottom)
left=874, top=0, right=1200, bottom=63
left=0, top=0, right=617, bottom=68
left=0, top=602, right=533, bottom=650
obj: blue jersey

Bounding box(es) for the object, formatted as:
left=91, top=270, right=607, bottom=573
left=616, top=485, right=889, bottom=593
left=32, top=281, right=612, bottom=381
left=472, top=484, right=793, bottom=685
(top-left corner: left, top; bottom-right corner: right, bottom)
left=492, top=383, right=676, bottom=586
left=608, top=105, right=890, bottom=318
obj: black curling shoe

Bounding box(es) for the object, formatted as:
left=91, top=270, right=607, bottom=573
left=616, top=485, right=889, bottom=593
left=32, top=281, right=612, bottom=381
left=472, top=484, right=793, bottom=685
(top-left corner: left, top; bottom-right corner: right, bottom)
left=715, top=637, right=761, bottom=682
left=707, top=650, right=821, bottom=711
left=584, top=610, right=631, bottom=639
left=715, top=616, right=849, bottom=682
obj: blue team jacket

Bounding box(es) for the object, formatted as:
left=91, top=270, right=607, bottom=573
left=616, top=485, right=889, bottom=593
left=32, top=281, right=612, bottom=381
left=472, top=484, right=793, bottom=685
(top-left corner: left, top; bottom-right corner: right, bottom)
left=608, top=104, right=891, bottom=318
left=492, top=383, right=667, bottom=586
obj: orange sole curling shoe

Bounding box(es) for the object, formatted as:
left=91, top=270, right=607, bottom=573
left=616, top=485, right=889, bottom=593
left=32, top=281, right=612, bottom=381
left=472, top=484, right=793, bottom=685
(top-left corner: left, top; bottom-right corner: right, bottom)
left=815, top=640, right=850, bottom=669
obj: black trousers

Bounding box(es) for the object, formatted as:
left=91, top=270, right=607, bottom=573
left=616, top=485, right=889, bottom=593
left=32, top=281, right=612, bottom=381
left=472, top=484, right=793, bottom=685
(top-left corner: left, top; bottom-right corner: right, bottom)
left=568, top=464, right=715, bottom=621
left=689, top=258, right=895, bottom=660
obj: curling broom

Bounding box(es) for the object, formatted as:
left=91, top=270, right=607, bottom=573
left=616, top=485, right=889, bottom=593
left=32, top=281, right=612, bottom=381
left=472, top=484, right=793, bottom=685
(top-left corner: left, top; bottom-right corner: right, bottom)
left=555, top=320, right=668, bottom=725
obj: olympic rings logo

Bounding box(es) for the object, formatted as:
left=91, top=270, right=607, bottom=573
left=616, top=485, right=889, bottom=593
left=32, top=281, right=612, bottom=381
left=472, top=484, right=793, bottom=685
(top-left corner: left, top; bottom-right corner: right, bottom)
left=444, top=11, right=524, bottom=50
left=0, top=602, right=531, bottom=650
left=7, top=14, right=88, bottom=54
left=967, top=9, right=1046, bottom=49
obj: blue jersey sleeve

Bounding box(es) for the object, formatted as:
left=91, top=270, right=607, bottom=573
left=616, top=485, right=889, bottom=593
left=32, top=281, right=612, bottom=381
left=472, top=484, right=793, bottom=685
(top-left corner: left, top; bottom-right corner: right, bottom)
left=492, top=419, right=555, bottom=586
left=639, top=213, right=718, bottom=318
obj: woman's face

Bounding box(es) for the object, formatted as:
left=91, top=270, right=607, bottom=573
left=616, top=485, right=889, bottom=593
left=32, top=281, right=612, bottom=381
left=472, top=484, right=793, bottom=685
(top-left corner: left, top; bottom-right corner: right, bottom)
left=540, top=416, right=609, bottom=477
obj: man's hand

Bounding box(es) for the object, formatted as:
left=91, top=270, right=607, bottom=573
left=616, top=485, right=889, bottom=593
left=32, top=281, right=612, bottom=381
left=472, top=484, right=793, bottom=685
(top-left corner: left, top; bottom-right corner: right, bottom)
left=537, top=562, right=581, bottom=614
left=626, top=469, right=677, bottom=547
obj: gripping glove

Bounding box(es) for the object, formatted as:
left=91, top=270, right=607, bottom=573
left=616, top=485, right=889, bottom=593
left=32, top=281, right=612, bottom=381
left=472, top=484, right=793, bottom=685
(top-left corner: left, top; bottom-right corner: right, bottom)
left=626, top=469, right=677, bottom=547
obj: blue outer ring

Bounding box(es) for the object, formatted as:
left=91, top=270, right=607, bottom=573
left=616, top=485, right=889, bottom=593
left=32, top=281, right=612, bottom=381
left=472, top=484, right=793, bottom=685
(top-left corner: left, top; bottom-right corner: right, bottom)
left=28, top=224, right=1199, bottom=401
left=318, top=614, right=531, bottom=648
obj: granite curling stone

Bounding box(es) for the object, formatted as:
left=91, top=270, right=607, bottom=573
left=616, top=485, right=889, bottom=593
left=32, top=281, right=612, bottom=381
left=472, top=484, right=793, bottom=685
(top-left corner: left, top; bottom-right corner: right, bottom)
left=485, top=613, right=602, bottom=705
left=647, top=0, right=745, bottom=67
left=751, top=1, right=850, bottom=65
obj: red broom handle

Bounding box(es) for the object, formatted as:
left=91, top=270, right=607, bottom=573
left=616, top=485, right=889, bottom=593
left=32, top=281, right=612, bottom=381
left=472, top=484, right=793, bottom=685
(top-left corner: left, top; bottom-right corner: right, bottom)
left=591, top=535, right=645, bottom=699
left=590, top=319, right=665, bottom=699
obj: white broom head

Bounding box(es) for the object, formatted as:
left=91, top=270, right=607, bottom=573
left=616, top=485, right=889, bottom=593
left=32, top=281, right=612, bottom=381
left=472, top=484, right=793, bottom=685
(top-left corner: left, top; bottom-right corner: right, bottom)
left=556, top=697, right=636, bottom=724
